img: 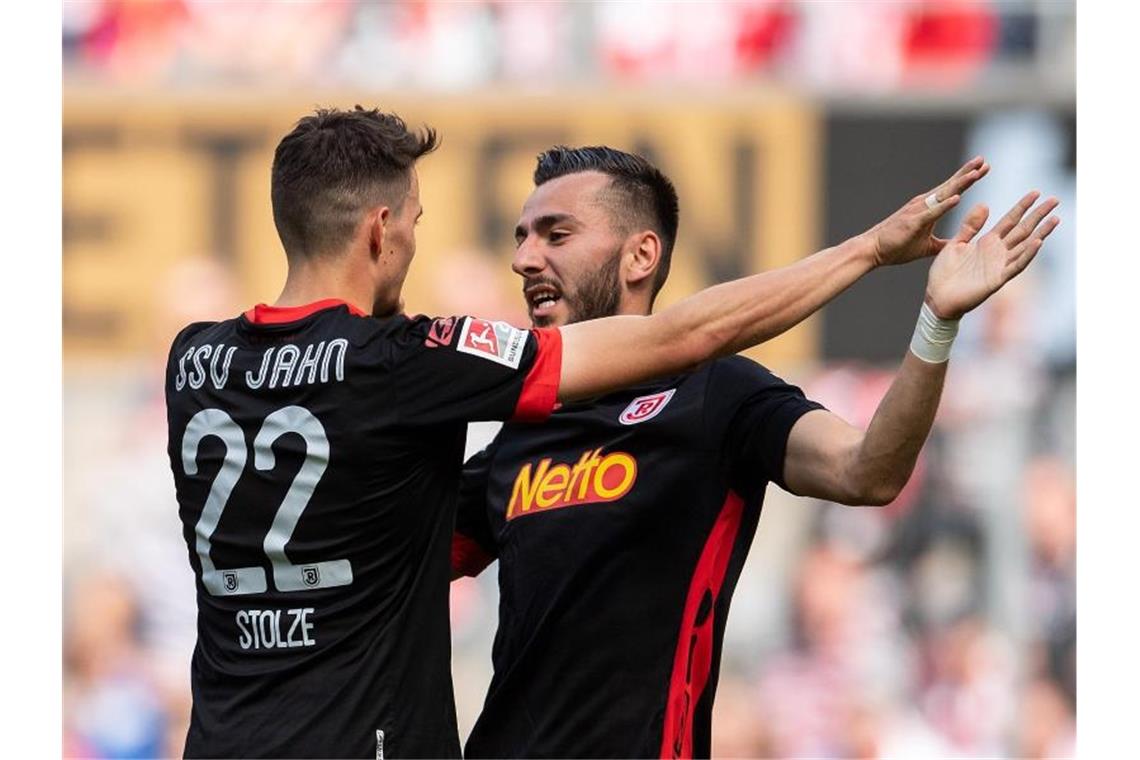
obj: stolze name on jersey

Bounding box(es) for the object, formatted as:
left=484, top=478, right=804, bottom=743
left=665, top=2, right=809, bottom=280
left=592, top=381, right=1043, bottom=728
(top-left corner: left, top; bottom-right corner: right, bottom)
left=173, top=339, right=350, bottom=392
left=235, top=606, right=316, bottom=651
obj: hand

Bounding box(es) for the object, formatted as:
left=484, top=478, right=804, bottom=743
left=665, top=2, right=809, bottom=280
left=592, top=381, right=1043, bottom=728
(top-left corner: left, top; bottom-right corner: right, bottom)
left=925, top=192, right=1061, bottom=320
left=866, top=157, right=990, bottom=267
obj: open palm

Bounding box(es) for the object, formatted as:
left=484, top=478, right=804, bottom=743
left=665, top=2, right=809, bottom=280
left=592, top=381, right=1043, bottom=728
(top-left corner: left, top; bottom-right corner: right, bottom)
left=926, top=192, right=1060, bottom=320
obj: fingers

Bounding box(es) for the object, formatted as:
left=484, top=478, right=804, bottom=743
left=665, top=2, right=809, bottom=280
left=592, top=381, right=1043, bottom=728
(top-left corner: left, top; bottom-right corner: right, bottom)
left=992, top=191, right=1040, bottom=238
left=1003, top=196, right=1060, bottom=247
left=925, top=157, right=989, bottom=215
left=1005, top=215, right=1060, bottom=279
left=942, top=157, right=990, bottom=197
left=921, top=192, right=961, bottom=223
left=953, top=203, right=990, bottom=244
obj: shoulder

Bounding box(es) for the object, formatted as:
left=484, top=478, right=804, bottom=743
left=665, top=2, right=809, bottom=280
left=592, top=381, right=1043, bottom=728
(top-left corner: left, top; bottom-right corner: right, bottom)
left=707, top=354, right=788, bottom=391
left=167, top=320, right=221, bottom=360
left=366, top=314, right=459, bottom=346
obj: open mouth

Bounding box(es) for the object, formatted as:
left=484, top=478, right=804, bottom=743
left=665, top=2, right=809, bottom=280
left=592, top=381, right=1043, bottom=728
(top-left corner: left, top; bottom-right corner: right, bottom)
left=525, top=283, right=563, bottom=317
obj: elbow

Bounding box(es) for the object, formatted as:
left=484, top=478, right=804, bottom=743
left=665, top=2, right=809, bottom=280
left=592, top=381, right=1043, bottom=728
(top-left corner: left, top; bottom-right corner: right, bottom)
left=855, top=477, right=907, bottom=507
left=858, top=484, right=900, bottom=507
left=841, top=474, right=906, bottom=507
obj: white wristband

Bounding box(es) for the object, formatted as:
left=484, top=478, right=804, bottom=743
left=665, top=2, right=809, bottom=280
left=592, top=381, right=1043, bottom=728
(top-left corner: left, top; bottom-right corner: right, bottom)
left=909, top=302, right=959, bottom=363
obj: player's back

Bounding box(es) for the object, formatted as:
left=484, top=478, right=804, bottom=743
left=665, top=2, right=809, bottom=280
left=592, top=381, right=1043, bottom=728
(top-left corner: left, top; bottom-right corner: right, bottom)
left=166, top=300, right=560, bottom=758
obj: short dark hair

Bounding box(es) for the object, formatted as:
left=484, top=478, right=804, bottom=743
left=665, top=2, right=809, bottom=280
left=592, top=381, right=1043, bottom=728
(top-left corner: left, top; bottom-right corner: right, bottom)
left=533, top=146, right=679, bottom=301
left=271, top=106, right=438, bottom=259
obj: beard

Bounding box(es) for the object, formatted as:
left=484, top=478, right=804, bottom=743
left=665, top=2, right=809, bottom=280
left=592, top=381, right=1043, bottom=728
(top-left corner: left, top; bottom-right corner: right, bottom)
left=543, top=250, right=623, bottom=327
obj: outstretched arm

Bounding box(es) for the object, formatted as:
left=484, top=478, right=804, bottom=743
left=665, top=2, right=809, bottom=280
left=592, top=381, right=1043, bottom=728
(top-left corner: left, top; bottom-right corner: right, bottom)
left=556, top=158, right=989, bottom=402
left=782, top=192, right=1060, bottom=505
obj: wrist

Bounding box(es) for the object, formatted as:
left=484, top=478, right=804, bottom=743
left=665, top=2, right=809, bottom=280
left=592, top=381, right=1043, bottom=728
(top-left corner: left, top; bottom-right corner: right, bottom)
left=923, top=292, right=963, bottom=321
left=910, top=301, right=960, bottom=364
left=848, top=231, right=882, bottom=272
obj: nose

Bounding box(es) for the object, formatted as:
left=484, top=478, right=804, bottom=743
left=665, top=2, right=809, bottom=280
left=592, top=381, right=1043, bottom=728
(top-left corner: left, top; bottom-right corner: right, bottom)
left=512, top=236, right=546, bottom=278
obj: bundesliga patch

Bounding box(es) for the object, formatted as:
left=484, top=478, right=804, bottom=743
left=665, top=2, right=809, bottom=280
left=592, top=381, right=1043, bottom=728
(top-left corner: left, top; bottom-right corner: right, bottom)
left=456, top=318, right=529, bottom=369
left=619, top=388, right=675, bottom=425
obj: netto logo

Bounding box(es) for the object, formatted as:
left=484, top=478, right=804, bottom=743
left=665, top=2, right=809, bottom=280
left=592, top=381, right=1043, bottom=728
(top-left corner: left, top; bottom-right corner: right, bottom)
left=507, top=447, right=638, bottom=520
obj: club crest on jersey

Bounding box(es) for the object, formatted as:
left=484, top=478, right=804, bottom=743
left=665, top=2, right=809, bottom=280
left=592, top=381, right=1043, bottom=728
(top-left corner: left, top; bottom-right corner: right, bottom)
left=223, top=571, right=239, bottom=592
left=425, top=316, right=458, bottom=348
left=619, top=389, right=676, bottom=425
left=301, top=566, right=320, bottom=587
left=456, top=318, right=528, bottom=369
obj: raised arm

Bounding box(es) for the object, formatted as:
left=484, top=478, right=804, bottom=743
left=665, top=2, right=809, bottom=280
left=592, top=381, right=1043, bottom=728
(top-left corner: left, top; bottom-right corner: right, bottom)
left=557, top=158, right=989, bottom=401
left=782, top=192, right=1060, bottom=505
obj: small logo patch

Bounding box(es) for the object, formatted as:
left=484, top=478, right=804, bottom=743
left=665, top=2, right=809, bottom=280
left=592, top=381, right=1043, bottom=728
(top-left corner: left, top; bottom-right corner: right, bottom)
left=425, top=316, right=457, bottom=347
left=456, top=318, right=528, bottom=369
left=302, top=566, right=320, bottom=587
left=223, top=571, right=238, bottom=592
left=619, top=389, right=676, bottom=425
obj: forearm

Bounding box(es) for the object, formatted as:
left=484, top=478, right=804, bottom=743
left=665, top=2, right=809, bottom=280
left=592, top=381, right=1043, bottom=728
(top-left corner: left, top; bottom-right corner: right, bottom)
left=666, top=233, right=877, bottom=361
left=847, top=351, right=947, bottom=504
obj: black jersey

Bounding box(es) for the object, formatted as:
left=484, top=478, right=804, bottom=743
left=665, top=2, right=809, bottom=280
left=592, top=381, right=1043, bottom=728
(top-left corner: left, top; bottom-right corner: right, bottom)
left=453, top=355, right=823, bottom=759
left=165, top=299, right=561, bottom=759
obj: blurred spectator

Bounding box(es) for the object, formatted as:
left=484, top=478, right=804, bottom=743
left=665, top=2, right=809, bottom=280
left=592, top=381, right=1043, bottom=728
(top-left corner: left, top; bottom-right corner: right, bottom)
left=753, top=542, right=911, bottom=757
left=917, top=617, right=1017, bottom=756
left=711, top=674, right=774, bottom=757
left=1016, top=677, right=1076, bottom=759
left=1023, top=456, right=1076, bottom=703
left=64, top=572, right=169, bottom=759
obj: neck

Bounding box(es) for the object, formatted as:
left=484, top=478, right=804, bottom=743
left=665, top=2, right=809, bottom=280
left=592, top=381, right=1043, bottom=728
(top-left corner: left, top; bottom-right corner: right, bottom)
left=619, top=292, right=654, bottom=317
left=275, top=255, right=374, bottom=315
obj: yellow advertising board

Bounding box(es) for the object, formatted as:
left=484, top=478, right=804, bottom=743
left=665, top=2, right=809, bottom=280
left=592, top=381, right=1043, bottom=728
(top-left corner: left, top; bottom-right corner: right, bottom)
left=64, top=91, right=820, bottom=366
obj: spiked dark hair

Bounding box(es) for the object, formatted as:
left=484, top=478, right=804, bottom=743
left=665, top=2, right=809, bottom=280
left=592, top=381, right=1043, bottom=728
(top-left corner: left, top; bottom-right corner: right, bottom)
left=271, top=106, right=438, bottom=260
left=533, top=146, right=679, bottom=302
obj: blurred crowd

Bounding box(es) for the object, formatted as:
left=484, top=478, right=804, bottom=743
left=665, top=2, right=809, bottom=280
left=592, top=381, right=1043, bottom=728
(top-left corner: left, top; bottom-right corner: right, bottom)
left=63, top=0, right=1073, bottom=93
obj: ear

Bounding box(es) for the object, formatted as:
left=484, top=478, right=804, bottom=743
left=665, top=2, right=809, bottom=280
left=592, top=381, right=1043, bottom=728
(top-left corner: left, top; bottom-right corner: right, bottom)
left=624, top=231, right=661, bottom=289
left=367, top=206, right=391, bottom=260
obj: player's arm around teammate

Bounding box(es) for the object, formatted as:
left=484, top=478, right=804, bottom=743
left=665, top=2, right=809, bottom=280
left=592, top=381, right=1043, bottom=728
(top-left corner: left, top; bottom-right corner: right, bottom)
left=556, top=158, right=991, bottom=400
left=781, top=192, right=1060, bottom=505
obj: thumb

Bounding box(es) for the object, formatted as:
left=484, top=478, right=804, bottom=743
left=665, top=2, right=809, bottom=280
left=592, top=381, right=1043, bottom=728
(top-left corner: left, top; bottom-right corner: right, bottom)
left=954, top=203, right=989, bottom=243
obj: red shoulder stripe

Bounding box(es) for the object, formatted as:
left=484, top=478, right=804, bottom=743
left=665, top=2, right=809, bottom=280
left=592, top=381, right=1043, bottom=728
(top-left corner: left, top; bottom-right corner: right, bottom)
left=512, top=327, right=562, bottom=422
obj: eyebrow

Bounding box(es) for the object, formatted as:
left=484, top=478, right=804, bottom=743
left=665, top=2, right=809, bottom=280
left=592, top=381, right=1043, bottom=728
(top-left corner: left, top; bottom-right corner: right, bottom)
left=514, top=212, right=580, bottom=240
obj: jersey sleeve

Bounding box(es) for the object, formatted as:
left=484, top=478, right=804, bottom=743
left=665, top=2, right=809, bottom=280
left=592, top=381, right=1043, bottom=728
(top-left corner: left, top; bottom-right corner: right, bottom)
left=706, top=356, right=825, bottom=496
left=452, top=445, right=499, bottom=579
left=386, top=315, right=562, bottom=427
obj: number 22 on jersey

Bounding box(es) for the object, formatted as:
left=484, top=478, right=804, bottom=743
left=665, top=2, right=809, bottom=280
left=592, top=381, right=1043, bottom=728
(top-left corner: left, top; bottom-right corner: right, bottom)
left=181, top=405, right=353, bottom=596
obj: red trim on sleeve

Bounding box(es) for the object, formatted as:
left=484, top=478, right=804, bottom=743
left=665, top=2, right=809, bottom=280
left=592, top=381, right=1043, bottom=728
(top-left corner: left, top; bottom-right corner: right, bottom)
left=659, top=491, right=746, bottom=760
left=451, top=533, right=494, bottom=580
left=244, top=298, right=367, bottom=324
left=512, top=327, right=563, bottom=422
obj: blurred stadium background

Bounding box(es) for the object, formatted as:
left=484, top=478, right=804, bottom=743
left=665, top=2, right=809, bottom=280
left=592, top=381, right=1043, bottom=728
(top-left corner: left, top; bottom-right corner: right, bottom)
left=62, top=1, right=1075, bottom=757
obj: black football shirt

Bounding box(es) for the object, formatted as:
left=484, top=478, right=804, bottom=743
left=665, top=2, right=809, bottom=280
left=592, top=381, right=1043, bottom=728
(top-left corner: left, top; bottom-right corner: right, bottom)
left=453, top=355, right=823, bottom=759
left=165, top=299, right=561, bottom=759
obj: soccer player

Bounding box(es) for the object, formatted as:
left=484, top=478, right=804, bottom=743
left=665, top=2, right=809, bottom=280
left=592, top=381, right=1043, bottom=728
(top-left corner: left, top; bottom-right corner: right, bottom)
left=167, top=107, right=983, bottom=758
left=452, top=146, right=1059, bottom=758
